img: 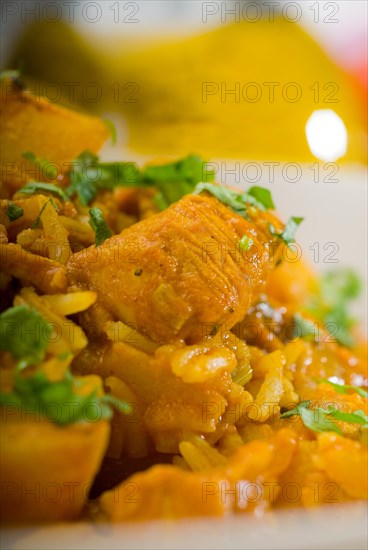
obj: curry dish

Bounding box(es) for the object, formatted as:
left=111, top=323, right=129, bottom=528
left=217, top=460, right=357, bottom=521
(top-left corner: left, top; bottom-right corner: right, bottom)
left=0, top=77, right=367, bottom=524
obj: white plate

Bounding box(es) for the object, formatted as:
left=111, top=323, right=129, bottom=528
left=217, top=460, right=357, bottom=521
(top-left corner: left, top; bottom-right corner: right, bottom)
left=2, top=502, right=368, bottom=549
left=2, top=166, right=367, bottom=550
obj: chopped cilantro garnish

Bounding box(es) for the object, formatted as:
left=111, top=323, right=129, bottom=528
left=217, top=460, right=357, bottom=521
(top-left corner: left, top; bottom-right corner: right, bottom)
left=18, top=182, right=68, bottom=201
left=65, top=152, right=211, bottom=208
left=0, top=69, right=25, bottom=90
left=247, top=186, right=275, bottom=210
left=194, top=183, right=250, bottom=218
left=281, top=400, right=342, bottom=434
left=0, top=305, right=51, bottom=368
left=298, top=269, right=362, bottom=348
left=6, top=201, right=23, bottom=222
left=66, top=151, right=100, bottom=206
left=103, top=119, right=118, bottom=145
left=89, top=207, right=112, bottom=246
left=269, top=216, right=304, bottom=248
left=96, top=161, right=141, bottom=189
left=320, top=269, right=361, bottom=307
left=194, top=182, right=276, bottom=218
left=293, top=313, right=317, bottom=340
left=0, top=69, right=21, bottom=80
left=325, top=407, right=368, bottom=428
left=0, top=370, right=131, bottom=425
left=143, top=155, right=213, bottom=187
left=0, top=304, right=131, bottom=425
left=238, top=235, right=254, bottom=251
left=22, top=152, right=58, bottom=180
left=281, top=400, right=368, bottom=434
left=319, top=379, right=368, bottom=399
left=142, top=155, right=214, bottom=209
left=66, top=151, right=141, bottom=205
left=18, top=151, right=213, bottom=209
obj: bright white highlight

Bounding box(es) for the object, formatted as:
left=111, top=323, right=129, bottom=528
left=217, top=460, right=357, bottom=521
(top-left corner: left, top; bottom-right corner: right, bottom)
left=306, top=109, right=348, bottom=162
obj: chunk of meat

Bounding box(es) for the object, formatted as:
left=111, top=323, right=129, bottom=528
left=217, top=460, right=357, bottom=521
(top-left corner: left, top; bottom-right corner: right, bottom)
left=67, top=193, right=282, bottom=344
left=0, top=242, right=67, bottom=293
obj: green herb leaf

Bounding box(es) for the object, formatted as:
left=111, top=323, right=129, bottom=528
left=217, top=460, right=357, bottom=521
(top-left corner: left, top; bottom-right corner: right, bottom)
left=0, top=305, right=51, bottom=367
left=0, top=69, right=21, bottom=80
left=195, top=182, right=277, bottom=219
left=18, top=182, right=68, bottom=201
left=322, top=407, right=368, bottom=428
left=0, top=305, right=132, bottom=424
left=293, top=313, right=317, bottom=340
left=280, top=400, right=311, bottom=419
left=321, top=269, right=361, bottom=306
left=66, top=151, right=100, bottom=205
left=143, top=155, right=213, bottom=186
left=319, top=379, right=368, bottom=399
left=66, top=151, right=141, bottom=205
left=89, top=207, right=112, bottom=246
left=304, top=269, right=361, bottom=348
left=269, top=216, right=304, bottom=248
left=22, top=152, right=58, bottom=180
left=103, top=119, right=118, bottom=145
left=142, top=155, right=214, bottom=208
left=194, top=183, right=249, bottom=218
left=280, top=401, right=342, bottom=434
left=0, top=371, right=132, bottom=425
left=65, top=152, right=212, bottom=207
left=6, top=201, right=23, bottom=222
left=0, top=69, right=25, bottom=90
left=238, top=235, right=254, bottom=252
left=96, top=161, right=141, bottom=189
left=247, top=186, right=275, bottom=209
left=281, top=400, right=367, bottom=434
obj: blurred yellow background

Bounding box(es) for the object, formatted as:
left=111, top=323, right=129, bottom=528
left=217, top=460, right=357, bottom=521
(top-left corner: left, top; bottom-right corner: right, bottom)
left=2, top=1, right=367, bottom=164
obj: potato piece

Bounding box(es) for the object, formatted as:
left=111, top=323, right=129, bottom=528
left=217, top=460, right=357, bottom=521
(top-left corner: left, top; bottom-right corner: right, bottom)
left=0, top=81, right=108, bottom=193
left=0, top=417, right=110, bottom=523
left=0, top=242, right=67, bottom=293
left=40, top=200, right=71, bottom=264
left=16, top=287, right=88, bottom=354
left=40, top=290, right=97, bottom=315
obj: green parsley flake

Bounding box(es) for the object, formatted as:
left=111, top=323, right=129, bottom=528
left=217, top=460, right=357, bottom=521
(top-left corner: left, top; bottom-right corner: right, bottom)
left=194, top=183, right=276, bottom=218
left=238, top=235, right=254, bottom=252
left=269, top=216, right=304, bottom=248
left=0, top=304, right=131, bottom=425
left=22, top=152, right=58, bottom=180
left=247, top=186, right=275, bottom=209
left=319, top=379, right=368, bottom=399
left=18, top=182, right=68, bottom=201
left=0, top=305, right=51, bottom=368
left=0, top=370, right=131, bottom=425
left=103, top=119, right=118, bottom=145
left=89, top=207, right=113, bottom=246
left=296, top=269, right=362, bottom=348
left=6, top=201, right=23, bottom=222
left=281, top=400, right=368, bottom=434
